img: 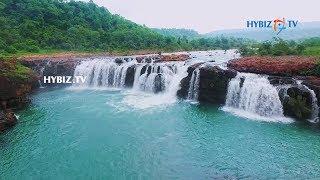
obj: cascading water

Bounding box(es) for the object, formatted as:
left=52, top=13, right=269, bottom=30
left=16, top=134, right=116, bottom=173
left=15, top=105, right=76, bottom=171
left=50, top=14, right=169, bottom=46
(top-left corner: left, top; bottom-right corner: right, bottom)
left=296, top=81, right=319, bottom=123
left=187, top=68, right=200, bottom=101
left=73, top=59, right=134, bottom=88
left=224, top=73, right=287, bottom=121
left=72, top=58, right=188, bottom=97
left=131, top=63, right=176, bottom=93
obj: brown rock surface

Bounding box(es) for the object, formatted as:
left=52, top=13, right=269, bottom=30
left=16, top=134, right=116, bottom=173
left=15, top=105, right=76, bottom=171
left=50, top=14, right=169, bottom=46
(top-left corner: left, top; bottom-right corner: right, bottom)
left=228, top=56, right=317, bottom=76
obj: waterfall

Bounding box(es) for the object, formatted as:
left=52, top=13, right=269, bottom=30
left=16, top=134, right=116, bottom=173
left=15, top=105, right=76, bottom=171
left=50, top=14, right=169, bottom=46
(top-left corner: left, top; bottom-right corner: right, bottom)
left=130, top=63, right=178, bottom=93
left=37, top=61, right=50, bottom=88
left=73, top=59, right=133, bottom=88
left=187, top=68, right=200, bottom=101
left=297, top=82, right=319, bottom=123
left=224, top=73, right=285, bottom=119
left=72, top=58, right=188, bottom=95
left=306, top=87, right=319, bottom=123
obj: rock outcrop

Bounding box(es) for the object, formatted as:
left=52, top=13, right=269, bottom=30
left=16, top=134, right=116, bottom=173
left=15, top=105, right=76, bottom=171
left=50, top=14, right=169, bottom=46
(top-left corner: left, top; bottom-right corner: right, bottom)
left=136, top=53, right=190, bottom=63
left=0, top=60, right=38, bottom=132
left=178, top=63, right=237, bottom=104
left=125, top=65, right=136, bottom=87
left=0, top=109, right=17, bottom=132
left=280, top=86, right=314, bottom=120
left=21, top=58, right=80, bottom=87
left=198, top=66, right=237, bottom=104
left=228, top=56, right=317, bottom=76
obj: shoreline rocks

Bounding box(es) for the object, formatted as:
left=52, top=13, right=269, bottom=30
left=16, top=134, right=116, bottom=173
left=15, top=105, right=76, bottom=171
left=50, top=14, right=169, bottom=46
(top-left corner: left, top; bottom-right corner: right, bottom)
left=0, top=60, right=38, bottom=132
left=0, top=109, right=18, bottom=132
left=21, top=58, right=81, bottom=87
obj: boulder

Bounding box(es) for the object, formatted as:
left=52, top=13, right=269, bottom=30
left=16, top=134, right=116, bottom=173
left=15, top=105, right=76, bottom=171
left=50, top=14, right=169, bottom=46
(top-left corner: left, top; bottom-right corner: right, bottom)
left=198, top=66, right=237, bottom=104
left=0, top=109, right=17, bottom=132
left=177, top=63, right=204, bottom=98
left=154, top=74, right=165, bottom=93
left=279, top=86, right=314, bottom=120
left=125, top=65, right=136, bottom=87
left=177, top=63, right=237, bottom=104
left=115, top=58, right=124, bottom=64
left=136, top=56, right=144, bottom=63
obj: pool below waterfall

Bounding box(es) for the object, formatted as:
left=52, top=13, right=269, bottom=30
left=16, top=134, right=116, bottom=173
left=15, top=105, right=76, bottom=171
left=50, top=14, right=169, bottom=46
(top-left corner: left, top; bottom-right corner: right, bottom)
left=1, top=88, right=320, bottom=179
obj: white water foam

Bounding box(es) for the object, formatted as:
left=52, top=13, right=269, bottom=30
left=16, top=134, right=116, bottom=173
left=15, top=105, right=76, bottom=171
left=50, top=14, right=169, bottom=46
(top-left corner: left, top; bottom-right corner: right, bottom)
left=223, top=73, right=293, bottom=123
left=70, top=51, right=241, bottom=109
left=296, top=81, right=319, bottom=123
left=187, top=68, right=201, bottom=102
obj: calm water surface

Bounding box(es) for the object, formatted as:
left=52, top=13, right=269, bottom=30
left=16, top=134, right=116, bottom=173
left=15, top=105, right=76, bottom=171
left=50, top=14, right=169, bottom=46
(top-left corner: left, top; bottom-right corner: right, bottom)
left=1, top=88, right=320, bottom=179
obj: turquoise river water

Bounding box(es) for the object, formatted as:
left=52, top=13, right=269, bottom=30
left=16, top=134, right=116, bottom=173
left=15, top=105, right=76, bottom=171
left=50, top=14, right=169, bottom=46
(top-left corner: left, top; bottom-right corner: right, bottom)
left=1, top=87, right=320, bottom=179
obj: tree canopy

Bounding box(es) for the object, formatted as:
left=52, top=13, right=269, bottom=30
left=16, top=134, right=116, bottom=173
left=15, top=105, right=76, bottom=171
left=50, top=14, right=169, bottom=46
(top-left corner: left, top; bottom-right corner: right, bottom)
left=0, top=0, right=250, bottom=55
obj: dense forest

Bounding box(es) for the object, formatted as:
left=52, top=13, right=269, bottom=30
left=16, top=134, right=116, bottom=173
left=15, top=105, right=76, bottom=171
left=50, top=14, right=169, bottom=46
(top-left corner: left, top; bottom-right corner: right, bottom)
left=153, top=28, right=200, bottom=39
left=0, top=0, right=250, bottom=56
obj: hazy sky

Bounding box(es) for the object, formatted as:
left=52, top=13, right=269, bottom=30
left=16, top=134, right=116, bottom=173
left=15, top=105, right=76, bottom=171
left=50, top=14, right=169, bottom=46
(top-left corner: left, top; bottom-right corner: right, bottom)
left=90, top=0, right=320, bottom=33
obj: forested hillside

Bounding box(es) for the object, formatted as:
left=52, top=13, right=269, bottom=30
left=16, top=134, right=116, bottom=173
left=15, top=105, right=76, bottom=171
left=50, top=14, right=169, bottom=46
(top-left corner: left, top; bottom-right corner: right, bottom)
left=0, top=0, right=249, bottom=56
left=153, top=28, right=200, bottom=39
left=0, top=0, right=182, bottom=54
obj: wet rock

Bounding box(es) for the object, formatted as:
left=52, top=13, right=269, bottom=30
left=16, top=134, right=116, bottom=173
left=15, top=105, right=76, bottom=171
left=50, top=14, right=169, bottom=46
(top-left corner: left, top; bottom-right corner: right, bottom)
left=136, top=56, right=144, bottom=63
left=140, top=65, right=147, bottom=75
left=144, top=57, right=152, bottom=63
left=115, top=58, right=124, bottom=64
left=22, top=59, right=79, bottom=87
left=147, top=66, right=152, bottom=75
left=268, top=76, right=296, bottom=86
left=177, top=63, right=204, bottom=98
left=0, top=59, right=39, bottom=132
left=0, top=75, right=38, bottom=110
left=178, top=64, right=237, bottom=104
left=301, top=77, right=320, bottom=107
left=198, top=66, right=237, bottom=104
left=0, top=109, right=17, bottom=132
left=279, top=86, right=313, bottom=120
left=154, top=74, right=165, bottom=93
left=125, top=65, right=136, bottom=87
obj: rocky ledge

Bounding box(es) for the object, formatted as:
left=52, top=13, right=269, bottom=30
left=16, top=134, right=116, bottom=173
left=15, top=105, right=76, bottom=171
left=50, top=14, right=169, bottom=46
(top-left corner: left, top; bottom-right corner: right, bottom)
left=134, top=53, right=190, bottom=63
left=20, top=56, right=82, bottom=86
left=0, top=59, right=39, bottom=132
left=178, top=63, right=237, bottom=104
left=228, top=56, right=318, bottom=76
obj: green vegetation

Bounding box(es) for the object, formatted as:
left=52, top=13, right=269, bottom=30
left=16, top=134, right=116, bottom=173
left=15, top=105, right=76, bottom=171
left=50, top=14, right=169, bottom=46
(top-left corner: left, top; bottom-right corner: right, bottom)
left=239, top=37, right=320, bottom=57
left=300, top=61, right=320, bottom=76
left=239, top=38, right=306, bottom=56
left=0, top=58, right=32, bottom=81
left=0, top=0, right=174, bottom=54
left=153, top=28, right=200, bottom=39
left=301, top=37, right=320, bottom=56
left=0, top=0, right=250, bottom=57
